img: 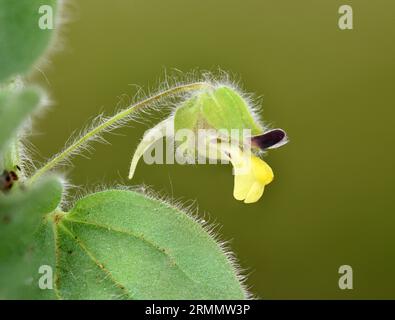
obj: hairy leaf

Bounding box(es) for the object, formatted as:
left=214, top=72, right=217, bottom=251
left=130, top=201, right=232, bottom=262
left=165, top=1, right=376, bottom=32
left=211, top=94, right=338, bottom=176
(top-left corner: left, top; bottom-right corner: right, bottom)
left=0, top=0, right=58, bottom=82
left=0, top=176, right=63, bottom=299
left=46, top=190, right=246, bottom=299
left=0, top=87, right=42, bottom=156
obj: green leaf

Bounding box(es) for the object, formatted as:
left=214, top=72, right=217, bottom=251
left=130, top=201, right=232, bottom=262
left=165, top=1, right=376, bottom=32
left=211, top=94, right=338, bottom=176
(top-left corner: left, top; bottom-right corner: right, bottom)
left=0, top=0, right=58, bottom=82
left=0, top=87, right=42, bottom=167
left=0, top=176, right=63, bottom=299
left=48, top=190, right=246, bottom=299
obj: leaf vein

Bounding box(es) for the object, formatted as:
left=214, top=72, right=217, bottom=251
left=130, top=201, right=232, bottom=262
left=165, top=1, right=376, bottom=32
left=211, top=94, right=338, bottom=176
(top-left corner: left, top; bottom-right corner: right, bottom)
left=58, top=223, right=132, bottom=299
left=64, top=217, right=198, bottom=285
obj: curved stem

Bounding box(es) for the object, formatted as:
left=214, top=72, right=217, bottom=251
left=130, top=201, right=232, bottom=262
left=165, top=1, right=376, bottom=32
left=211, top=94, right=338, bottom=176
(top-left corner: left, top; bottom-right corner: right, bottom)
left=29, top=82, right=210, bottom=184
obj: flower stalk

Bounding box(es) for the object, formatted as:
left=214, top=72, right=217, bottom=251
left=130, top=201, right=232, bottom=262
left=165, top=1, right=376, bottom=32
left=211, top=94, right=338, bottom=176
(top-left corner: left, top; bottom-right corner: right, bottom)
left=29, top=82, right=211, bottom=184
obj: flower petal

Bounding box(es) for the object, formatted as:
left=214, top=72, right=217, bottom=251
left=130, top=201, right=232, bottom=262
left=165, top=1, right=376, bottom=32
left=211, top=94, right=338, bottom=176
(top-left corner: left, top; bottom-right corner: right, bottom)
left=244, top=182, right=265, bottom=203
left=251, top=156, right=274, bottom=185
left=232, top=155, right=273, bottom=203
left=251, top=129, right=288, bottom=150
left=233, top=170, right=255, bottom=201
left=129, top=118, right=173, bottom=179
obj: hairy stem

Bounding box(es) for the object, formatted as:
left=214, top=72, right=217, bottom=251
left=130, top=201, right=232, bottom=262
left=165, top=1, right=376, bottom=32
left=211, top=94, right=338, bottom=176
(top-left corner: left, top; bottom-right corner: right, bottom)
left=2, top=138, right=20, bottom=170
left=29, top=82, right=210, bottom=184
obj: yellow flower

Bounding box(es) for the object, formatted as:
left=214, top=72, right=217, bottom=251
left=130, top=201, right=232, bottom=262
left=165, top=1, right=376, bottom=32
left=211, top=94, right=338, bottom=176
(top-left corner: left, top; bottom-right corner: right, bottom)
left=129, top=123, right=286, bottom=204
left=229, top=147, right=274, bottom=204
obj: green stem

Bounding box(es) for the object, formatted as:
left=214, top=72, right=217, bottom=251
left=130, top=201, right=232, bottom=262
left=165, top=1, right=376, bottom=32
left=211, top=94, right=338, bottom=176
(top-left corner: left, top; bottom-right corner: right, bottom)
left=29, top=82, right=210, bottom=184
left=2, top=138, right=20, bottom=170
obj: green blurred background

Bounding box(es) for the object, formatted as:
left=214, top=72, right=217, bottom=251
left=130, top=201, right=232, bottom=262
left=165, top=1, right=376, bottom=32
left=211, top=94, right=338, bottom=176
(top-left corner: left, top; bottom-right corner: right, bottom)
left=28, top=0, right=395, bottom=298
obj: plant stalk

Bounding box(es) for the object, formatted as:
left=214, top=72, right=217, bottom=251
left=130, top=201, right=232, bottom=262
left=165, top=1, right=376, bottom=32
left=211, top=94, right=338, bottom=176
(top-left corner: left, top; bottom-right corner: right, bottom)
left=29, top=82, right=210, bottom=184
